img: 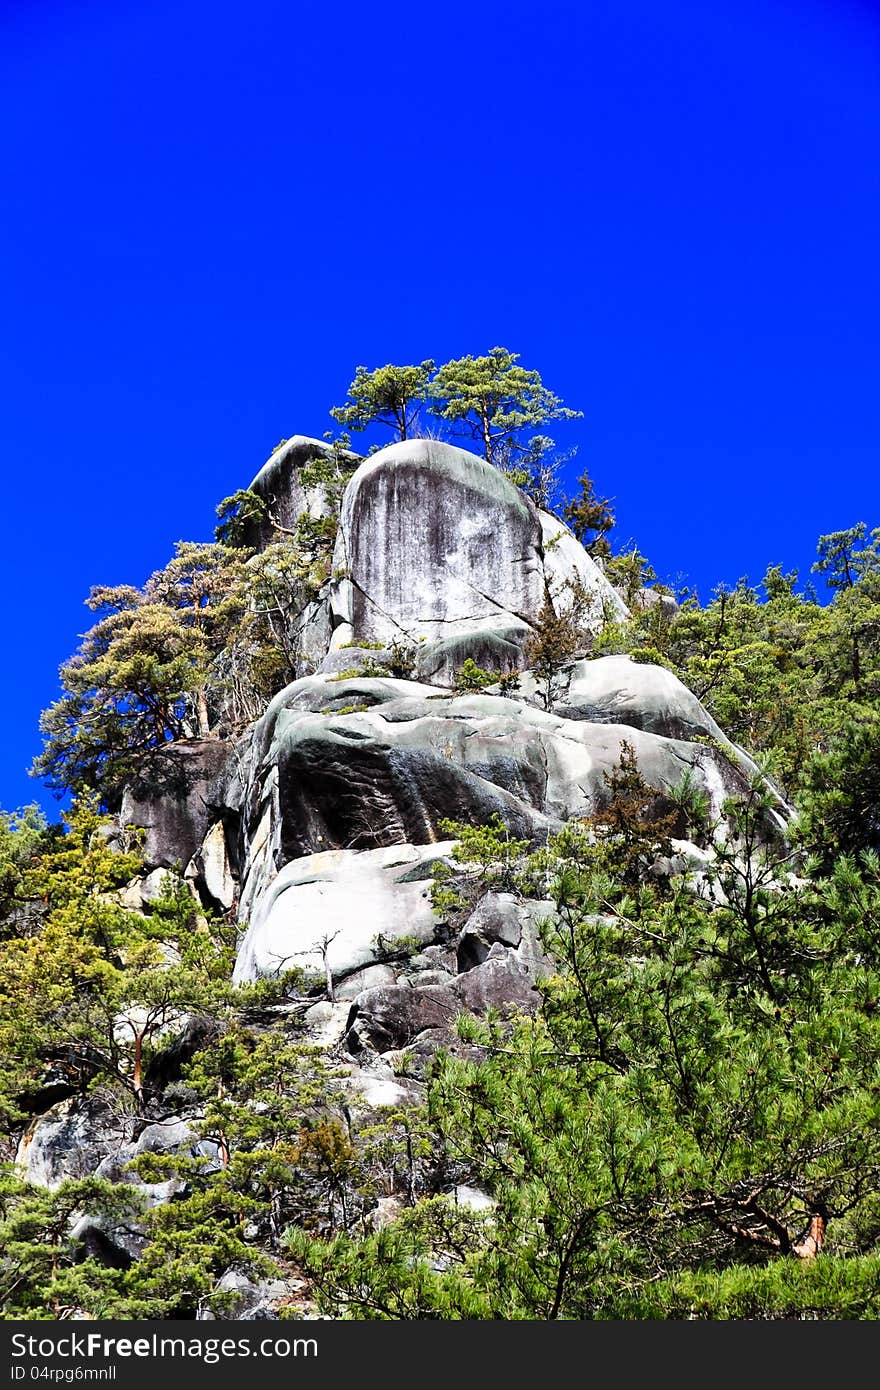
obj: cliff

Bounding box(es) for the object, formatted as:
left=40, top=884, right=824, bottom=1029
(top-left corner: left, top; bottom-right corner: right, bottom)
left=13, top=436, right=792, bottom=1318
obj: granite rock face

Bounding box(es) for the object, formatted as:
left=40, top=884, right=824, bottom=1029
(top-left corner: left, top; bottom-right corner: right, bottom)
left=233, top=668, right=752, bottom=926
left=244, top=435, right=359, bottom=546
left=233, top=841, right=454, bottom=986
left=111, top=443, right=777, bottom=1038
left=18, top=1100, right=222, bottom=1265
left=119, top=739, right=234, bottom=871
left=330, top=439, right=546, bottom=644
left=553, top=654, right=733, bottom=743
left=539, top=510, right=628, bottom=623
left=320, top=442, right=624, bottom=681
left=346, top=947, right=540, bottom=1054
left=16, top=1096, right=128, bottom=1189
left=19, top=433, right=792, bottom=1308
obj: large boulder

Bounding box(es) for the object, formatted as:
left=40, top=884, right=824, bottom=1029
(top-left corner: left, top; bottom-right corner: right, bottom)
left=329, top=439, right=545, bottom=646
left=244, top=435, right=360, bottom=547
left=120, top=739, right=234, bottom=870
left=457, top=891, right=555, bottom=977
left=75, top=1117, right=222, bottom=1265
left=346, top=947, right=539, bottom=1054
left=233, top=841, right=455, bottom=985
left=238, top=673, right=751, bottom=887
left=553, top=655, right=732, bottom=743
left=16, top=1096, right=132, bottom=1189
left=550, top=656, right=786, bottom=812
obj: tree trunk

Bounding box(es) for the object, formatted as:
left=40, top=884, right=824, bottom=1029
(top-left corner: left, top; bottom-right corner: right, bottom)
left=196, top=686, right=211, bottom=738
left=481, top=401, right=492, bottom=463
left=792, top=1210, right=826, bottom=1260
left=133, top=1031, right=144, bottom=1108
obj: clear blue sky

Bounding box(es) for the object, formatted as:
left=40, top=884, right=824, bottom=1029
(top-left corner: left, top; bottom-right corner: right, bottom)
left=1, top=0, right=878, bottom=817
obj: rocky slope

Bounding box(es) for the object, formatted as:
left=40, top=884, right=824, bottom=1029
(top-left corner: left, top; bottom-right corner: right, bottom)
left=16, top=437, right=783, bottom=1315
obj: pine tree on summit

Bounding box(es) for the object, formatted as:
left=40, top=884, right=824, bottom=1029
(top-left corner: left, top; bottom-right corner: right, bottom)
left=330, top=361, right=435, bottom=441
left=428, top=347, right=582, bottom=467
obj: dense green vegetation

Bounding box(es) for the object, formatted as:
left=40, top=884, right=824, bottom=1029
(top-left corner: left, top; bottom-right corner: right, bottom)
left=598, top=522, right=880, bottom=815
left=1, top=355, right=879, bottom=1318
left=294, top=776, right=880, bottom=1318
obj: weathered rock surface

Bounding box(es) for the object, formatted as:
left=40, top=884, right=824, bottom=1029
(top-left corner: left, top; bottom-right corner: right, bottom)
left=413, top=619, right=535, bottom=687
left=16, top=1096, right=129, bottom=1189
left=553, top=654, right=733, bottom=744
left=55, top=432, right=792, bottom=1306
left=234, top=668, right=752, bottom=924
left=233, top=842, right=455, bottom=985
left=18, top=1097, right=224, bottom=1264
left=245, top=435, right=360, bottom=546
left=330, top=439, right=545, bottom=645
left=77, top=1116, right=223, bottom=1263
left=346, top=947, right=539, bottom=1054
left=457, top=892, right=555, bottom=976
left=185, top=819, right=237, bottom=913
left=539, top=510, right=628, bottom=622
left=120, top=739, right=234, bottom=870
left=313, top=445, right=627, bottom=686
left=197, top=1268, right=299, bottom=1321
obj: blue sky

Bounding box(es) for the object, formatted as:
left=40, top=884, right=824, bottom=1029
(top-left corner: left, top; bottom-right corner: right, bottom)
left=1, top=0, right=878, bottom=817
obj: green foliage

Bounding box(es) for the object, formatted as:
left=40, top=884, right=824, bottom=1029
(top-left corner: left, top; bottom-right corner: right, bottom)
left=109, top=1029, right=352, bottom=1317
left=0, top=797, right=287, bottom=1128
left=607, top=1254, right=880, bottom=1319
left=428, top=348, right=582, bottom=466
left=0, top=1171, right=142, bottom=1319
left=524, top=593, right=587, bottom=709
left=812, top=522, right=880, bottom=592
left=335, top=639, right=418, bottom=681
left=31, top=543, right=250, bottom=801
left=330, top=362, right=435, bottom=440
left=371, top=932, right=426, bottom=963
left=0, top=805, right=53, bottom=933
left=603, top=546, right=659, bottom=606
left=666, top=767, right=711, bottom=843
left=435, top=813, right=530, bottom=897
left=588, top=740, right=679, bottom=892
left=795, top=719, right=880, bottom=865
left=215, top=488, right=271, bottom=547
left=328, top=667, right=366, bottom=682
left=452, top=658, right=495, bottom=692
left=496, top=669, right=522, bottom=696
left=378, top=639, right=417, bottom=680
left=562, top=470, right=616, bottom=556
left=594, top=528, right=880, bottom=803
left=297, top=777, right=880, bottom=1318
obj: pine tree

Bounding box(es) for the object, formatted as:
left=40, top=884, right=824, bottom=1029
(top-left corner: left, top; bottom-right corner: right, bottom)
left=524, top=594, right=586, bottom=709
left=330, top=362, right=435, bottom=440
left=428, top=348, right=581, bottom=466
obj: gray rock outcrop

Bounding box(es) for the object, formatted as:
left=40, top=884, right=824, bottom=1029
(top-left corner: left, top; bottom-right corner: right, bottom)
left=16, top=1096, right=129, bottom=1189
left=554, top=654, right=733, bottom=743
left=245, top=435, right=359, bottom=546
left=120, top=739, right=234, bottom=871
left=317, top=442, right=625, bottom=683
left=232, top=669, right=752, bottom=929
left=330, top=439, right=546, bottom=644
left=233, top=841, right=454, bottom=985
left=14, top=430, right=797, bottom=1316
left=346, top=947, right=539, bottom=1054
